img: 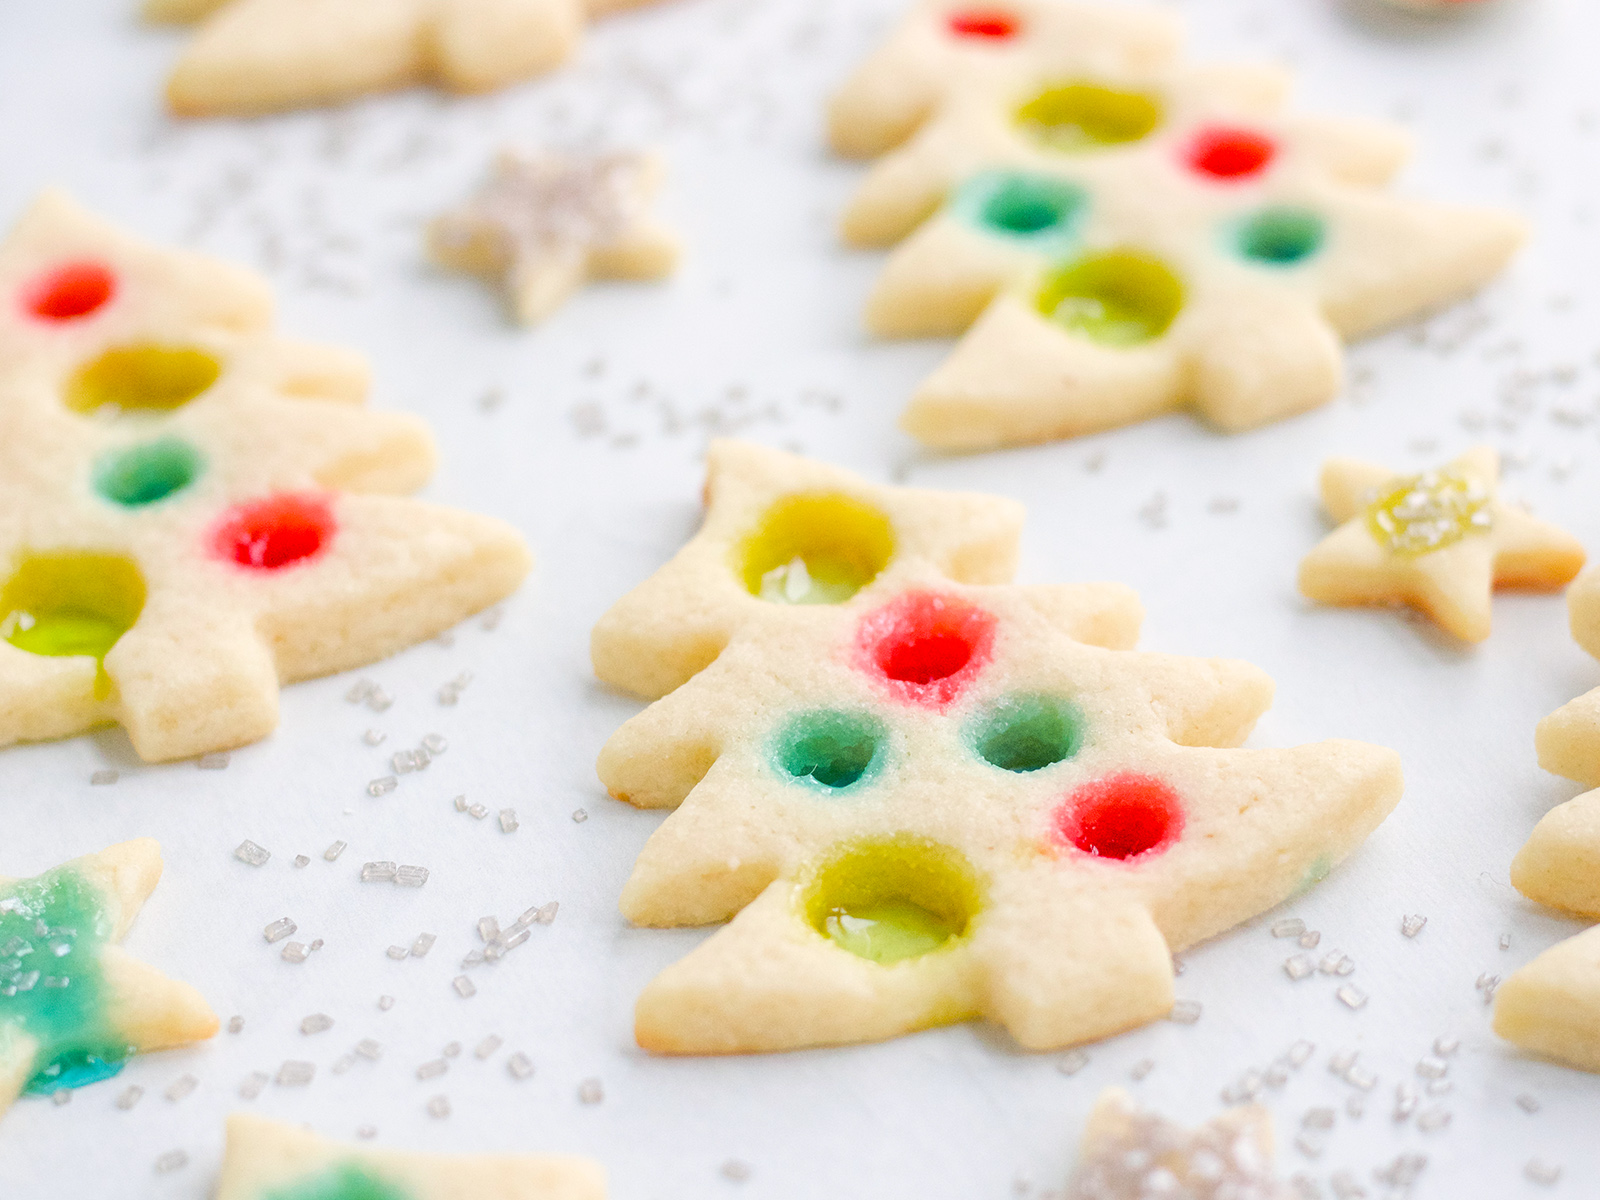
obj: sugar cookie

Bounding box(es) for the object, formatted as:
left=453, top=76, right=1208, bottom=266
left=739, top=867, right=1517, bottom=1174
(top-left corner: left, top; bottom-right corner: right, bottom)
left=828, top=1, right=1180, bottom=159
left=843, top=49, right=1523, bottom=449
left=156, top=0, right=666, bottom=117
left=216, top=1113, right=607, bottom=1200
left=596, top=447, right=1402, bottom=1054
left=1535, top=569, right=1600, bottom=787
left=0, top=840, right=217, bottom=1116
left=1066, top=1090, right=1284, bottom=1200
left=0, top=191, right=531, bottom=763
left=1298, top=447, right=1583, bottom=643
left=429, top=151, right=679, bottom=326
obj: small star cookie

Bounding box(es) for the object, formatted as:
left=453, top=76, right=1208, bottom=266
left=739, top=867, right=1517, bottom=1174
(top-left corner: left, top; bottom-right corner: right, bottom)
left=828, top=0, right=1180, bottom=158
left=596, top=451, right=1402, bottom=1055
left=1298, top=447, right=1583, bottom=643
left=1535, top=569, right=1600, bottom=787
left=0, top=191, right=531, bottom=762
left=1066, top=1090, right=1285, bottom=1200
left=840, top=49, right=1523, bottom=449
left=216, top=1113, right=607, bottom=1200
left=428, top=151, right=679, bottom=326
left=0, top=839, right=218, bottom=1115
left=153, top=0, right=666, bottom=117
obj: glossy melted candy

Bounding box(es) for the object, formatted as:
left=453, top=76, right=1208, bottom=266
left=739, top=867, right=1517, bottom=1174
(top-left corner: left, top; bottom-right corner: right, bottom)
left=955, top=170, right=1088, bottom=242
left=1365, top=469, right=1493, bottom=556
left=1016, top=83, right=1162, bottom=152
left=213, top=493, right=336, bottom=570
left=972, top=693, right=1083, bottom=772
left=0, top=552, right=146, bottom=695
left=65, top=344, right=221, bottom=415
left=858, top=591, right=996, bottom=707
left=1036, top=250, right=1184, bottom=346
left=739, top=493, right=894, bottom=605
left=806, top=836, right=982, bottom=965
left=1056, top=773, right=1183, bottom=861
left=947, top=9, right=1020, bottom=38
left=774, top=709, right=887, bottom=791
left=1185, top=127, right=1276, bottom=180
left=22, top=262, right=116, bottom=322
left=1235, top=208, right=1325, bottom=266
left=93, top=438, right=203, bottom=507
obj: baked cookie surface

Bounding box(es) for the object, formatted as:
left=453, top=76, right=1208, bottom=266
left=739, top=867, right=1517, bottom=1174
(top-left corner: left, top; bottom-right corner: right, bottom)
left=216, top=1113, right=606, bottom=1200
left=1298, top=447, right=1583, bottom=643
left=0, top=840, right=217, bottom=1118
left=0, top=191, right=531, bottom=763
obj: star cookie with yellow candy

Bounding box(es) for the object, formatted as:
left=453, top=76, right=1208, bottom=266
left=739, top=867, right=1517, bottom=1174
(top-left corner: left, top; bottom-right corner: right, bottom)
left=429, top=151, right=680, bottom=327
left=216, top=1113, right=606, bottom=1200
left=1298, top=447, right=1583, bottom=643
left=0, top=190, right=531, bottom=763
left=596, top=452, right=1402, bottom=1055
left=828, top=0, right=1180, bottom=159
left=842, top=47, right=1523, bottom=450
left=0, top=839, right=217, bottom=1116
left=1535, top=569, right=1600, bottom=787
left=152, top=0, right=667, bottom=117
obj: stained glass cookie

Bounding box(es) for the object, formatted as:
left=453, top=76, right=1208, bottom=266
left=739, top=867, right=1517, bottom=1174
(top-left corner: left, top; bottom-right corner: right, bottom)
left=0, top=840, right=217, bottom=1117
left=154, top=0, right=667, bottom=117
left=429, top=151, right=680, bottom=326
left=1298, top=447, right=1583, bottom=643
left=595, top=446, right=1402, bottom=1054
left=841, top=42, right=1524, bottom=449
left=0, top=191, right=531, bottom=762
left=216, top=1113, right=606, bottom=1200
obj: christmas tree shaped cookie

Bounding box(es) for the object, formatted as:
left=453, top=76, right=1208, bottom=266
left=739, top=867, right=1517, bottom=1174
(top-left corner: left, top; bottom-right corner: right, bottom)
left=596, top=448, right=1402, bottom=1054
left=841, top=47, right=1524, bottom=449
left=0, top=191, right=530, bottom=762
left=217, top=1114, right=606, bottom=1200
left=152, top=0, right=666, bottom=117
left=828, top=1, right=1181, bottom=159
left=0, top=840, right=217, bottom=1117
left=1299, top=447, right=1583, bottom=643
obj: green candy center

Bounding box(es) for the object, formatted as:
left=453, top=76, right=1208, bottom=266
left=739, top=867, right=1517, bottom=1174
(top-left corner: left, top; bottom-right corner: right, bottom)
left=266, top=1163, right=413, bottom=1200
left=93, top=438, right=204, bottom=507
left=972, top=694, right=1083, bottom=772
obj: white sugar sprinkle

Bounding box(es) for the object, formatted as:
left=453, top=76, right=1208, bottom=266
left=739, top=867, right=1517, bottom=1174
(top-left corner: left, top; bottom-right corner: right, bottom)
left=331, top=1055, right=355, bottom=1075
left=453, top=975, right=476, bottom=998
left=1500, top=933, right=1512, bottom=950
left=1168, top=1000, right=1202, bottom=1025
left=227, top=1015, right=244, bottom=1034
left=1526, top=1159, right=1562, bottom=1186
left=1284, top=954, right=1314, bottom=981
left=154, top=1150, right=188, bottom=1174
left=417, top=1059, right=447, bottom=1080
left=116, top=1085, right=143, bottom=1110
left=1416, top=1108, right=1451, bottom=1133
left=235, top=841, right=271, bottom=867
left=363, top=729, right=387, bottom=746
left=90, top=769, right=119, bottom=786
left=238, top=1072, right=268, bottom=1100
left=396, top=865, right=429, bottom=887
left=300, top=1014, right=333, bottom=1035
left=1298, top=930, right=1321, bottom=949
left=476, top=1035, right=502, bottom=1059
left=323, top=841, right=347, bottom=862
left=1288, top=1041, right=1315, bottom=1067
left=1516, top=1093, right=1541, bottom=1113
left=1395, top=1084, right=1419, bottom=1120
left=164, top=1075, right=197, bottom=1102
left=386, top=945, right=408, bottom=960
left=571, top=808, right=589, bottom=823
left=356, top=1039, right=383, bottom=1061
left=1057, top=1049, right=1089, bottom=1076
left=412, top=932, right=436, bottom=957
left=443, top=1042, right=461, bottom=1058
left=422, top=733, right=448, bottom=754
left=50, top=1090, right=70, bottom=1107
left=578, top=1077, right=604, bottom=1104
left=1271, top=918, right=1306, bottom=938
left=263, top=918, right=296, bottom=944
left=427, top=1095, right=451, bottom=1118
left=478, top=917, right=500, bottom=943
left=468, top=803, right=488, bottom=819
left=378, top=995, right=395, bottom=1011
left=281, top=942, right=310, bottom=963
left=499, top=808, right=519, bottom=833
left=1336, top=985, right=1368, bottom=1010
left=293, top=854, right=310, bottom=868
left=361, top=862, right=397, bottom=883
left=721, top=1160, right=753, bottom=1183
left=507, top=1052, right=535, bottom=1080
left=1434, top=1035, right=1459, bottom=1057
left=1416, top=1056, right=1449, bottom=1080
left=1401, top=914, right=1428, bottom=938
left=1129, top=1058, right=1154, bottom=1081
left=276, top=1061, right=315, bottom=1086
left=367, top=776, right=398, bottom=797
left=357, top=1125, right=377, bottom=1140
left=453, top=795, right=469, bottom=812
left=198, top=753, right=229, bottom=770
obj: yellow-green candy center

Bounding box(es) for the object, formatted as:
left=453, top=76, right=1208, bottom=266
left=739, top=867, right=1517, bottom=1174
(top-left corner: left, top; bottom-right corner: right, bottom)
left=1366, top=469, right=1493, bottom=556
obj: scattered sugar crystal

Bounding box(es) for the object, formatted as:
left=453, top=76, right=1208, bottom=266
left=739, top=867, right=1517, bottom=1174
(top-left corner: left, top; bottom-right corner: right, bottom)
left=417, top=1059, right=447, bottom=1081
left=1329, top=1170, right=1361, bottom=1199
left=361, top=861, right=397, bottom=883
left=1319, top=951, right=1353, bottom=975
left=1284, top=954, right=1314, bottom=981
left=578, top=1078, right=604, bottom=1104
left=1416, top=1056, right=1449, bottom=1080
left=572, top=808, right=588, bottom=823
left=363, top=729, right=387, bottom=746
left=164, top=1074, right=198, bottom=1102
left=1345, top=1094, right=1365, bottom=1120
left=1401, top=914, right=1427, bottom=938
left=1516, top=1093, right=1541, bottom=1113
left=239, top=1072, right=269, bottom=1100
left=478, top=917, right=500, bottom=942
left=1288, top=1041, right=1315, bottom=1067
left=1427, top=1079, right=1453, bottom=1096
left=453, top=975, right=476, bottom=998
left=1346, top=1065, right=1377, bottom=1091
left=367, top=687, right=393, bottom=712
left=396, top=865, right=429, bottom=887
left=1395, top=1084, right=1419, bottom=1119
left=332, top=1055, right=355, bottom=1075
left=1329, top=1050, right=1358, bottom=1077
left=468, top=803, right=488, bottom=819
left=367, top=776, right=398, bottom=797
left=722, top=1160, right=753, bottom=1183
left=281, top=942, right=309, bottom=963
left=276, top=1061, right=315, bottom=1086
left=310, top=939, right=324, bottom=951
left=116, top=1086, right=143, bottom=1110
left=378, top=995, right=395, bottom=1011
left=263, top=918, right=296, bottom=944
left=1375, top=1154, right=1427, bottom=1188
left=482, top=605, right=505, bottom=630
left=154, top=1150, right=188, bottom=1174
left=453, top=795, right=468, bottom=812
left=293, top=855, right=310, bottom=868
left=535, top=901, right=559, bottom=925
left=1477, top=972, right=1502, bottom=1002
left=357, top=1125, right=377, bottom=1140
left=422, top=733, right=447, bottom=754
left=1271, top=918, right=1306, bottom=938
left=501, top=928, right=530, bottom=951
left=1263, top=1063, right=1289, bottom=1088
left=1172, top=956, right=1185, bottom=975
left=1057, top=1049, right=1089, bottom=1076
left=476, top=1035, right=502, bottom=1060
left=1525, top=1159, right=1562, bottom=1186
left=499, top=808, right=519, bottom=833
left=386, top=945, right=408, bottom=960
left=1298, top=931, right=1321, bottom=949
left=1293, top=1133, right=1322, bottom=1159
left=427, top=1095, right=451, bottom=1118
left=507, top=1052, right=535, bottom=1080
left=324, top=841, right=347, bottom=862
left=356, top=1039, right=382, bottom=1061
left=443, top=1042, right=461, bottom=1058
left=461, top=949, right=485, bottom=968
left=1500, top=933, right=1512, bottom=950
left=391, top=750, right=417, bottom=774
left=235, top=841, right=271, bottom=867
left=1303, top=1107, right=1335, bottom=1131
left=300, top=1014, right=333, bottom=1035
left=90, top=770, right=119, bottom=786
left=1416, top=1108, right=1451, bottom=1133
left=412, top=933, right=436, bottom=957
left=227, top=1015, right=244, bottom=1034
left=347, top=679, right=375, bottom=703
left=1129, top=1058, right=1154, bottom=1081
left=198, top=753, right=230, bottom=770
left=1168, top=1000, right=1202, bottom=1025
left=1433, top=1035, right=1459, bottom=1057
left=1336, top=985, right=1368, bottom=1010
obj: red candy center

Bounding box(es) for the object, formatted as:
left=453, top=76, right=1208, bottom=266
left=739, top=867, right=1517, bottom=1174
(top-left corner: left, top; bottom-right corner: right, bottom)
left=1056, top=773, right=1183, bottom=861
left=1184, top=127, right=1276, bottom=180
left=948, top=9, right=1020, bottom=38
left=212, top=493, right=335, bottom=570
left=857, top=591, right=997, bottom=707
left=23, top=262, right=117, bottom=322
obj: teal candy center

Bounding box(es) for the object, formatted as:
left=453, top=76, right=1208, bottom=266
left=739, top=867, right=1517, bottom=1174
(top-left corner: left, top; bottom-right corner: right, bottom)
left=266, top=1162, right=413, bottom=1200
left=0, top=868, right=130, bottom=1094
left=971, top=694, right=1083, bottom=772
left=774, top=710, right=887, bottom=791
left=1235, top=208, right=1325, bottom=265
left=954, top=171, right=1087, bottom=243
left=93, top=438, right=203, bottom=507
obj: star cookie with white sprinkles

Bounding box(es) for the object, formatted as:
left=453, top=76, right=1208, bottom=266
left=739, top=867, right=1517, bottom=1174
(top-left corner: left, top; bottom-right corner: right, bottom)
left=0, top=839, right=217, bottom=1116
left=1298, top=447, right=1584, bottom=643
left=429, top=150, right=680, bottom=326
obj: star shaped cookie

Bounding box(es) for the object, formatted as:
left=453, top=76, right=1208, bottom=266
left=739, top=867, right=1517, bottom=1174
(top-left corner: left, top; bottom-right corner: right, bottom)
left=153, top=0, right=667, bottom=117
left=0, top=190, right=531, bottom=762
left=217, top=1114, right=606, bottom=1200
left=1535, top=569, right=1600, bottom=786
left=1298, top=447, right=1584, bottom=643
left=428, top=150, right=680, bottom=326
left=828, top=0, right=1180, bottom=158
left=0, top=839, right=217, bottom=1115
left=839, top=50, right=1523, bottom=448
left=1066, top=1090, right=1285, bottom=1200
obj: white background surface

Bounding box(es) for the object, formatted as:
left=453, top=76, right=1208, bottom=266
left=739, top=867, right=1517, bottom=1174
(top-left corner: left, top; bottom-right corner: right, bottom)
left=0, top=0, right=1598, bottom=1195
